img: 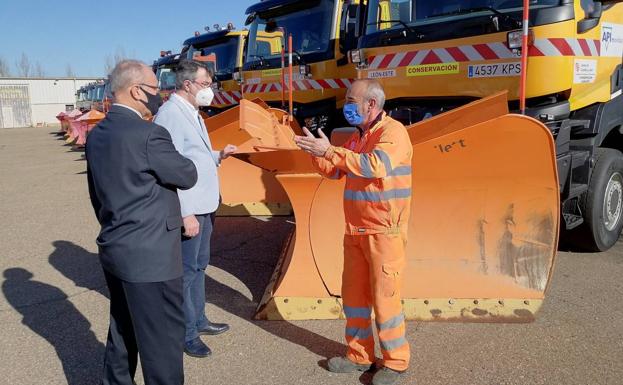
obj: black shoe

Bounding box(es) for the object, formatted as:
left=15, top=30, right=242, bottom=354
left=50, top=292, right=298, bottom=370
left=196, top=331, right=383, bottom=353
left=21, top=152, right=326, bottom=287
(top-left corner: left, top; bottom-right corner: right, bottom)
left=327, top=356, right=372, bottom=373
left=198, top=321, right=230, bottom=336
left=372, top=367, right=404, bottom=385
left=184, top=337, right=211, bottom=358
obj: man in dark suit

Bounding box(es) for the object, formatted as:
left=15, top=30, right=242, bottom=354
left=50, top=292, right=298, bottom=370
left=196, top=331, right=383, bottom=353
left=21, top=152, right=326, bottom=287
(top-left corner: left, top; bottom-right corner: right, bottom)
left=86, top=60, right=197, bottom=385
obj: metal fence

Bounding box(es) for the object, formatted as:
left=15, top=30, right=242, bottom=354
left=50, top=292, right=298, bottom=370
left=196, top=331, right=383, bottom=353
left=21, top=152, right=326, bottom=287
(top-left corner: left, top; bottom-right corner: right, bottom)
left=0, top=85, right=32, bottom=128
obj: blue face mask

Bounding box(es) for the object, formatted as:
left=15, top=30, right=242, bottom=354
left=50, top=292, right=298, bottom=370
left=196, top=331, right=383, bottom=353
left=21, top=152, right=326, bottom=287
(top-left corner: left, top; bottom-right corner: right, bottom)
left=343, top=103, right=364, bottom=126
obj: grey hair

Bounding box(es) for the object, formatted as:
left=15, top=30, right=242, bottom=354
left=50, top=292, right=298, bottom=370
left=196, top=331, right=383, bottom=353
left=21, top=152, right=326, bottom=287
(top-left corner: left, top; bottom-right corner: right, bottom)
left=174, top=60, right=213, bottom=89
left=361, top=79, right=386, bottom=110
left=109, top=60, right=147, bottom=95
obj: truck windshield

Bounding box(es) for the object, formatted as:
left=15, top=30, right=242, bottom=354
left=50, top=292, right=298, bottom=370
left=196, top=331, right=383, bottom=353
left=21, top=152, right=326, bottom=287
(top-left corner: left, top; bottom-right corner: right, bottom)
left=245, top=0, right=334, bottom=69
left=365, top=0, right=561, bottom=34
left=188, top=37, right=238, bottom=78
left=156, top=67, right=177, bottom=91
left=95, top=85, right=105, bottom=101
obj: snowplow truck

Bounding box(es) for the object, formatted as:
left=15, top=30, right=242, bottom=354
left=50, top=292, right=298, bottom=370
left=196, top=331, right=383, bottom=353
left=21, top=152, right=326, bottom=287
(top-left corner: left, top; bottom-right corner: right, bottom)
left=178, top=29, right=293, bottom=216
left=240, top=0, right=366, bottom=134
left=75, top=86, right=88, bottom=111
left=181, top=28, right=247, bottom=113
left=77, top=83, right=96, bottom=112
left=349, top=0, right=623, bottom=251
left=152, top=51, right=180, bottom=102
left=91, top=81, right=111, bottom=113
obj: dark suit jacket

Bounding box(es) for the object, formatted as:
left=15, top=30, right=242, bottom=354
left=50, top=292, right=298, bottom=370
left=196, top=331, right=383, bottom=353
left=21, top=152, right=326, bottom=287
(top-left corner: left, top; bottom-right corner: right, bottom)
left=86, top=104, right=197, bottom=283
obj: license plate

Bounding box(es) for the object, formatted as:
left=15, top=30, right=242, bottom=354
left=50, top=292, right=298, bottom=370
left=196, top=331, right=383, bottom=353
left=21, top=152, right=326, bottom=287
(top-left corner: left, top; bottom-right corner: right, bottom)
left=467, top=62, right=522, bottom=78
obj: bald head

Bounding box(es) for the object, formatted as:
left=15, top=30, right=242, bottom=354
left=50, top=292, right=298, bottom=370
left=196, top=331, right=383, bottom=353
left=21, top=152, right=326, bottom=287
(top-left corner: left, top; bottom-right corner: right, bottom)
left=347, top=79, right=386, bottom=110
left=109, top=60, right=152, bottom=96
left=109, top=59, right=159, bottom=117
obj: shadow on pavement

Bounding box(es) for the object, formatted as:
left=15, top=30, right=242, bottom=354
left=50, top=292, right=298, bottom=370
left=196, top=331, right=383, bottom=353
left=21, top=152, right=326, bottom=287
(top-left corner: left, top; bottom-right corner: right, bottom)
left=208, top=216, right=346, bottom=359
left=2, top=267, right=104, bottom=385
left=48, top=240, right=108, bottom=299
left=34, top=222, right=345, bottom=381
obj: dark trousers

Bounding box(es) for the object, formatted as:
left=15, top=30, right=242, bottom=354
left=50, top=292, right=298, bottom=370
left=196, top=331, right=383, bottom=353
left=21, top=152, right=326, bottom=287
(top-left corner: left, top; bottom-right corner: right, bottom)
left=102, top=270, right=184, bottom=385
left=181, top=212, right=214, bottom=343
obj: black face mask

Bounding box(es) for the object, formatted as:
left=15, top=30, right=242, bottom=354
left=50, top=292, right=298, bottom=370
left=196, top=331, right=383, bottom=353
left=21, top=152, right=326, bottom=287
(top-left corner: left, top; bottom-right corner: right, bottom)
left=139, top=87, right=163, bottom=116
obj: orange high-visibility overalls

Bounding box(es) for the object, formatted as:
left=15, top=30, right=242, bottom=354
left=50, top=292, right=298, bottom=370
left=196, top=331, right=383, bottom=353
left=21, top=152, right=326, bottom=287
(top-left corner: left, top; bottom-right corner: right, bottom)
left=312, top=112, right=412, bottom=371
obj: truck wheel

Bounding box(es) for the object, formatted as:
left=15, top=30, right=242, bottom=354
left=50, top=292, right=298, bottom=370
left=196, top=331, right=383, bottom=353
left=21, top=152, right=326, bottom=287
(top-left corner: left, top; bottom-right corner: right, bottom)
left=582, top=147, right=623, bottom=251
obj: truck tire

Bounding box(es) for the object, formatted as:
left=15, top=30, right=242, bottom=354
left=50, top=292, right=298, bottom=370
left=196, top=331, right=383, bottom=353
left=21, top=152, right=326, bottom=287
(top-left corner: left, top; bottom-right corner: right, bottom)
left=581, top=147, right=623, bottom=251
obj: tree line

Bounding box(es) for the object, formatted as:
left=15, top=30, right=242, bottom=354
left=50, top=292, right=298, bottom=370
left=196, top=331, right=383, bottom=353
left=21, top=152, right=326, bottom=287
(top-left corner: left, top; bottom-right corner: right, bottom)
left=0, top=53, right=75, bottom=78
left=0, top=47, right=132, bottom=78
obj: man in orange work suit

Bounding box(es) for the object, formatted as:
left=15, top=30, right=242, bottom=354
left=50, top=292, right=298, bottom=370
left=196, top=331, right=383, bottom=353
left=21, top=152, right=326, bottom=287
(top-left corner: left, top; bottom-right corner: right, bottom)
left=294, top=79, right=412, bottom=385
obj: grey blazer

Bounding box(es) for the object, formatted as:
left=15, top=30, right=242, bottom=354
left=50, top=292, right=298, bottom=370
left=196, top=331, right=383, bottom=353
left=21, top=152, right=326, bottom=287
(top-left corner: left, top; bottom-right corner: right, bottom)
left=154, top=94, right=222, bottom=217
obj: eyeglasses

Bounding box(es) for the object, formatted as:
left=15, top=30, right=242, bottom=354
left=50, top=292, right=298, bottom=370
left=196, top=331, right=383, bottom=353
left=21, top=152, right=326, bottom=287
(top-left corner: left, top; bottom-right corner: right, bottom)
left=191, top=80, right=212, bottom=88
left=137, top=83, right=159, bottom=91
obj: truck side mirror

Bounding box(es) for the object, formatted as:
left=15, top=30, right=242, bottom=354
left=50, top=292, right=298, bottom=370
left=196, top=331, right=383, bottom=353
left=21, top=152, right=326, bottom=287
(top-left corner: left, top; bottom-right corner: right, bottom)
left=340, top=4, right=360, bottom=44
left=265, top=20, right=277, bottom=33
left=578, top=1, right=603, bottom=33
left=245, top=12, right=256, bottom=26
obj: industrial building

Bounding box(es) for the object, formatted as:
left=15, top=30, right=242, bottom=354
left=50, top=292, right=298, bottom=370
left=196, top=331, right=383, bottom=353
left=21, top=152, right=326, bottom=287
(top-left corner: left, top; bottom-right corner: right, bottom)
left=0, top=77, right=101, bottom=128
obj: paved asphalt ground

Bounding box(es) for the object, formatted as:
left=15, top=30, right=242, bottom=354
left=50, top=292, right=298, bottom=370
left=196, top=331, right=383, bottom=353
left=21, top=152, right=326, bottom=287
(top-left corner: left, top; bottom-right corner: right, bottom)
left=1, top=126, right=622, bottom=385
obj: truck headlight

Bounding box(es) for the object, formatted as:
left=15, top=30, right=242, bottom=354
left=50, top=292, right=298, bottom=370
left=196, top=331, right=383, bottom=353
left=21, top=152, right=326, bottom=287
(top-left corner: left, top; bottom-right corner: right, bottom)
left=349, top=49, right=363, bottom=64
left=507, top=29, right=534, bottom=49
left=299, top=64, right=311, bottom=78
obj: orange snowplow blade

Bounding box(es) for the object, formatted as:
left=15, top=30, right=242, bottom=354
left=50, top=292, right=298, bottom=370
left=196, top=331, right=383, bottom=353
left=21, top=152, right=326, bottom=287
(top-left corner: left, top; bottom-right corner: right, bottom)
left=202, top=100, right=295, bottom=216
left=234, top=93, right=559, bottom=322
left=77, top=109, right=105, bottom=125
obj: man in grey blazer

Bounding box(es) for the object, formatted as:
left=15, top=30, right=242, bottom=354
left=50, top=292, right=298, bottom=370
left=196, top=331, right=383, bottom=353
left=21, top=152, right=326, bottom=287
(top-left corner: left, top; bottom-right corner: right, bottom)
left=154, top=60, right=236, bottom=358
left=87, top=60, right=197, bottom=384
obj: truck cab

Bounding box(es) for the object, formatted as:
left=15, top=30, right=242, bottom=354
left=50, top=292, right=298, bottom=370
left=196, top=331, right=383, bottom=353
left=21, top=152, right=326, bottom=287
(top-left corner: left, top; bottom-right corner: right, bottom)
left=153, top=51, right=180, bottom=102
left=75, top=86, right=89, bottom=111
left=352, top=0, right=623, bottom=250
left=79, top=83, right=97, bottom=112
left=241, top=0, right=366, bottom=133
left=181, top=28, right=247, bottom=114
left=91, top=81, right=111, bottom=113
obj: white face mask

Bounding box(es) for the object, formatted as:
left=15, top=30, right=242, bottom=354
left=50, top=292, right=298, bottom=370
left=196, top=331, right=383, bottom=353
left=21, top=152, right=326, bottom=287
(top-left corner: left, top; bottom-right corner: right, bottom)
left=195, top=87, right=214, bottom=107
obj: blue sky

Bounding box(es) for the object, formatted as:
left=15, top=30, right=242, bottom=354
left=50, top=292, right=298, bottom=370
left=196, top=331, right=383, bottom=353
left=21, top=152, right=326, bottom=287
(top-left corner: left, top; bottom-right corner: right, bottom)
left=0, top=0, right=254, bottom=78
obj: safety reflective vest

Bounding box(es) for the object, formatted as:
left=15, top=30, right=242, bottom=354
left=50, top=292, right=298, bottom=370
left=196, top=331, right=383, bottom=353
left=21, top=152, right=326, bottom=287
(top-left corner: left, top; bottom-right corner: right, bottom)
left=313, top=113, right=413, bottom=235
